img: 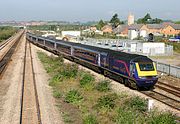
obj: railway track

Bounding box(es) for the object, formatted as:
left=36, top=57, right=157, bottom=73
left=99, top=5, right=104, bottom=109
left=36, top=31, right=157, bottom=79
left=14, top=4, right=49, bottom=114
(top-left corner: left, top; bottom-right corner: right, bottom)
left=0, top=31, right=23, bottom=76
left=0, top=36, right=13, bottom=50
left=141, top=89, right=180, bottom=111
left=155, top=81, right=180, bottom=98
left=20, top=40, right=42, bottom=124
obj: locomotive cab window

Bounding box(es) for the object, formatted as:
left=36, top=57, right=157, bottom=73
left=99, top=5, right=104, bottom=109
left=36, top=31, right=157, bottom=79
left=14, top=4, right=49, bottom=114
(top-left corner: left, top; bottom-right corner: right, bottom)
left=138, top=63, right=154, bottom=71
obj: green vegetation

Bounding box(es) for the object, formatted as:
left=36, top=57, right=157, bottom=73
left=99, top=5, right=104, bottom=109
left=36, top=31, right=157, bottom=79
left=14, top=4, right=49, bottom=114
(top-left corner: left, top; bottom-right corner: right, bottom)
left=83, top=114, right=98, bottom=124
left=65, top=89, right=83, bottom=104
left=166, top=42, right=180, bottom=53
left=38, top=52, right=177, bottom=124
left=137, top=13, right=163, bottom=24
left=79, top=72, right=95, bottom=90
left=96, top=13, right=124, bottom=30
left=96, top=93, right=117, bottom=110
left=96, top=80, right=111, bottom=92
left=175, top=21, right=180, bottom=24
left=53, top=90, right=62, bottom=98
left=96, top=20, right=106, bottom=30
left=148, top=112, right=176, bottom=124
left=110, top=14, right=123, bottom=28
left=0, top=26, right=17, bottom=42
left=28, top=24, right=83, bottom=32
left=115, top=107, right=137, bottom=123
left=127, top=96, right=147, bottom=112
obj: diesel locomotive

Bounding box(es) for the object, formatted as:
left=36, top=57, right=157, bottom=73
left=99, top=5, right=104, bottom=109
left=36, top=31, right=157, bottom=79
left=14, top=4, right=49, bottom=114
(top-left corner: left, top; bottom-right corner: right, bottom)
left=26, top=32, right=158, bottom=90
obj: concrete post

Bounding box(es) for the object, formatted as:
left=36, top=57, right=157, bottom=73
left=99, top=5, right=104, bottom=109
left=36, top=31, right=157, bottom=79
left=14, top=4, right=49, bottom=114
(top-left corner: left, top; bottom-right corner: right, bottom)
left=148, top=99, right=154, bottom=112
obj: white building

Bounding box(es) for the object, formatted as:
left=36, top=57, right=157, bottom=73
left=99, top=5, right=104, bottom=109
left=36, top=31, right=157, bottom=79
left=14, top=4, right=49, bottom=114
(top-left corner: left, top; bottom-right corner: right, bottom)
left=61, top=31, right=81, bottom=37
left=41, top=30, right=57, bottom=37
left=140, top=43, right=165, bottom=54
left=127, top=42, right=166, bottom=55
left=128, top=30, right=138, bottom=40
left=128, top=24, right=144, bottom=40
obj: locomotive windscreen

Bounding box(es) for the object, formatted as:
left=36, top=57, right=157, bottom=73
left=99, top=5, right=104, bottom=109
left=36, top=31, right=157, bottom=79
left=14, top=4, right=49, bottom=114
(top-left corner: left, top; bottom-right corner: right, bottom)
left=138, top=63, right=154, bottom=71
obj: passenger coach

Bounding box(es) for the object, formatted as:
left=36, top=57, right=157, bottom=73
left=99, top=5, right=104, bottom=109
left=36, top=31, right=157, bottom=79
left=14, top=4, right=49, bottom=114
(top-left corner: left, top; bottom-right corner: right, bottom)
left=26, top=32, right=158, bottom=90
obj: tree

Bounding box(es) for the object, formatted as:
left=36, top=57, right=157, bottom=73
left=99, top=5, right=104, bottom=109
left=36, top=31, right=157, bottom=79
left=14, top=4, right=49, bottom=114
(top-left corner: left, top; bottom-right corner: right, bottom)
left=110, top=14, right=121, bottom=28
left=96, top=20, right=106, bottom=30
left=49, top=25, right=57, bottom=31
left=144, top=13, right=152, bottom=21
left=137, top=13, right=151, bottom=24
left=137, top=13, right=162, bottom=24
left=152, top=18, right=163, bottom=24
left=175, top=21, right=180, bottom=24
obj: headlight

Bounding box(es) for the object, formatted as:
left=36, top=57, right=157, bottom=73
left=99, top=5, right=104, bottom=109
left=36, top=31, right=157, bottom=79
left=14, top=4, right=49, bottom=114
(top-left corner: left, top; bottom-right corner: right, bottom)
left=139, top=76, right=146, bottom=79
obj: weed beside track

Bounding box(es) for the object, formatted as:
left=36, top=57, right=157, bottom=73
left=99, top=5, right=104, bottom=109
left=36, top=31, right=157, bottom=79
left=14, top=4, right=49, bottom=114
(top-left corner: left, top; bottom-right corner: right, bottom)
left=38, top=52, right=177, bottom=124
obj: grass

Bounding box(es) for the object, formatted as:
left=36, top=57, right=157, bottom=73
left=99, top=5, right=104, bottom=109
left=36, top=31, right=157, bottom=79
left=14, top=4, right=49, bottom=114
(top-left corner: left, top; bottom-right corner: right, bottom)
left=115, top=107, right=137, bottom=124
left=83, top=114, right=98, bottom=124
left=62, top=112, right=73, bottom=123
left=95, top=80, right=111, bottom=92
left=147, top=111, right=177, bottom=124
left=127, top=96, right=147, bottom=112
left=96, top=93, right=117, bottom=110
left=79, top=72, right=95, bottom=90
left=65, top=89, right=83, bottom=104
left=53, top=90, right=62, bottom=98
left=166, top=42, right=180, bottom=53
left=38, top=51, right=178, bottom=124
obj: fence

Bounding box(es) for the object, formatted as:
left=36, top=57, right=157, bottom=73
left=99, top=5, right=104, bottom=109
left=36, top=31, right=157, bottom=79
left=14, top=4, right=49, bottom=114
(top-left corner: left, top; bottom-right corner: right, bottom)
left=154, top=61, right=180, bottom=78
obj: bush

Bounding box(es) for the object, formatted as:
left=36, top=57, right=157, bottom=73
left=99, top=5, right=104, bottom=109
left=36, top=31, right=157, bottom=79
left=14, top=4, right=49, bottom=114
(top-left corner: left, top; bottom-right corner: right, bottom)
left=148, top=112, right=176, bottom=124
left=60, top=64, right=78, bottom=79
left=0, top=26, right=17, bottom=42
left=53, top=90, right=62, bottom=98
left=83, top=114, right=98, bottom=124
left=80, top=72, right=95, bottom=90
left=65, top=89, right=83, bottom=104
left=49, top=74, right=62, bottom=86
left=96, top=80, right=111, bottom=92
left=115, top=107, right=136, bottom=124
left=96, top=93, right=117, bottom=110
left=49, top=64, right=78, bottom=85
left=127, top=96, right=147, bottom=112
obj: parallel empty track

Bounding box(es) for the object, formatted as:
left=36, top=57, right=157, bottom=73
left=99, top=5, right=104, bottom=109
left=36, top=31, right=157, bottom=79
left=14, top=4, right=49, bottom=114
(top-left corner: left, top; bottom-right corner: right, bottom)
left=20, top=40, right=41, bottom=124
left=141, top=89, right=180, bottom=111
left=0, top=32, right=23, bottom=76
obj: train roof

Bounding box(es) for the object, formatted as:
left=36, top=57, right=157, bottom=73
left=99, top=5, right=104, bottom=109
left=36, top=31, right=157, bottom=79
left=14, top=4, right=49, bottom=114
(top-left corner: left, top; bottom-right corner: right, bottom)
left=57, top=40, right=152, bottom=63
left=27, top=32, right=153, bottom=63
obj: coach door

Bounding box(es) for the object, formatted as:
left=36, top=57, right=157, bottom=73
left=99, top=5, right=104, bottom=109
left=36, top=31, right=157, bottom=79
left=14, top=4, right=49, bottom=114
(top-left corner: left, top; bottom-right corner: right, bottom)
left=130, top=63, right=136, bottom=78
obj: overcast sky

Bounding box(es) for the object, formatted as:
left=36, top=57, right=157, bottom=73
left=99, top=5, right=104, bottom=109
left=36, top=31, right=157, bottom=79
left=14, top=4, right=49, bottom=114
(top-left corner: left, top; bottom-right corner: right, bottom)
left=0, top=0, right=179, bottom=22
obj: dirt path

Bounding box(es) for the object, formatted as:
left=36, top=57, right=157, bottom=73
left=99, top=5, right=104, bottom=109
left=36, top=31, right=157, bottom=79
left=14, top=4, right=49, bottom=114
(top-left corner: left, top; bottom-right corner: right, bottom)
left=0, top=35, right=63, bottom=124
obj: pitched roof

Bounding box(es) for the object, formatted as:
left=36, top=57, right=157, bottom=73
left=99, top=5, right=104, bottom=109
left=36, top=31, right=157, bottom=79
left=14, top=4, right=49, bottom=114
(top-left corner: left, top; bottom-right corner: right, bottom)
left=146, top=24, right=164, bottom=29
left=170, top=24, right=180, bottom=30
left=128, top=24, right=144, bottom=30
left=113, top=25, right=128, bottom=33
left=102, top=25, right=112, bottom=30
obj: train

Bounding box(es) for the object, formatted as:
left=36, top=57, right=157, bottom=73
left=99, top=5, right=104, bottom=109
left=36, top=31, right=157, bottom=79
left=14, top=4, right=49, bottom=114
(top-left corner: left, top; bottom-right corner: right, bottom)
left=26, top=32, right=158, bottom=90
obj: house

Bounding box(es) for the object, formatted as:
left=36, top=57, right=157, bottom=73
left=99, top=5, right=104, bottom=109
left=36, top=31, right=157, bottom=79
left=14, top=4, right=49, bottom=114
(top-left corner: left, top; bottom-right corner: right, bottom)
left=82, top=28, right=103, bottom=35
left=113, top=25, right=129, bottom=37
left=146, top=24, right=164, bottom=35
left=101, top=25, right=113, bottom=33
left=90, top=26, right=97, bottom=31
left=161, top=24, right=180, bottom=36
left=128, top=24, right=165, bottom=39
left=128, top=24, right=144, bottom=39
